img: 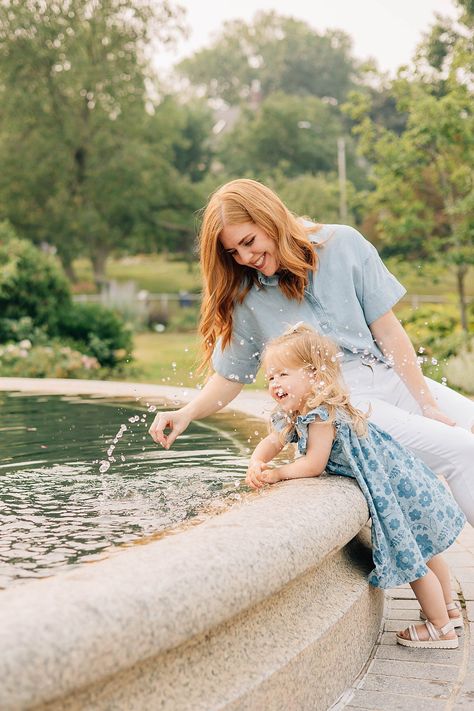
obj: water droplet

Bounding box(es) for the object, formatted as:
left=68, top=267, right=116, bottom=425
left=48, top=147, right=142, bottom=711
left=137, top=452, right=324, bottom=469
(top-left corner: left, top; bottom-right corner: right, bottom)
left=99, top=461, right=110, bottom=474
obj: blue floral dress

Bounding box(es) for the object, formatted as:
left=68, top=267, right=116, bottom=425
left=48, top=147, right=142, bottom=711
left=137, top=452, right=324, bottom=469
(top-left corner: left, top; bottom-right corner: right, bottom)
left=272, top=406, right=465, bottom=589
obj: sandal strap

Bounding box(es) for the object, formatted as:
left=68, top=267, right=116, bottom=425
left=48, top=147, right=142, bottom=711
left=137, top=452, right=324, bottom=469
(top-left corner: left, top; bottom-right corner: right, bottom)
left=439, top=620, right=455, bottom=636
left=446, top=601, right=461, bottom=612
left=425, top=620, right=440, bottom=640
left=408, top=624, right=418, bottom=641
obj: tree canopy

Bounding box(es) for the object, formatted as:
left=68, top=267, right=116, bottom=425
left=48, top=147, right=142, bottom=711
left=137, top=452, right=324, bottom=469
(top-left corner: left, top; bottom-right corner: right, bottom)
left=178, top=12, right=359, bottom=106
left=0, top=0, right=206, bottom=279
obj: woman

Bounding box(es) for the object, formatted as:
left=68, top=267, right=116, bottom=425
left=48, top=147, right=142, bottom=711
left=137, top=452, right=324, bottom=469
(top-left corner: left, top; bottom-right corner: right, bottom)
left=149, top=179, right=474, bottom=522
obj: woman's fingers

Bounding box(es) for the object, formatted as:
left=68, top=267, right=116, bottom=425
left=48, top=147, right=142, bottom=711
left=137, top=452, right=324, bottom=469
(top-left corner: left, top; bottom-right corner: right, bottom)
left=148, top=411, right=189, bottom=448
left=422, top=405, right=457, bottom=427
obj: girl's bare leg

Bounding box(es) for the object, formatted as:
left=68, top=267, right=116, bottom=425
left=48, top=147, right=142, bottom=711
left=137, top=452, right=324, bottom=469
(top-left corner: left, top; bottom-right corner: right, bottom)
left=398, top=569, right=456, bottom=640
left=426, top=554, right=462, bottom=621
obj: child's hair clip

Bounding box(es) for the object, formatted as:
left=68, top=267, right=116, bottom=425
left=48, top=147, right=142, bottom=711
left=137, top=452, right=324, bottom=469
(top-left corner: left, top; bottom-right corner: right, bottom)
left=288, top=321, right=305, bottom=333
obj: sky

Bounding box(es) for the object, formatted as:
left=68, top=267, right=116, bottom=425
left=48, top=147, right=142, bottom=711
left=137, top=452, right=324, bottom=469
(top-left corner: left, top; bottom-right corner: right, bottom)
left=156, top=0, right=458, bottom=76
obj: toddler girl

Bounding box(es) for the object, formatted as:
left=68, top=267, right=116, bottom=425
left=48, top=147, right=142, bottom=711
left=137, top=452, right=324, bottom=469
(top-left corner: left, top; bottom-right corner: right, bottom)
left=246, top=324, right=465, bottom=649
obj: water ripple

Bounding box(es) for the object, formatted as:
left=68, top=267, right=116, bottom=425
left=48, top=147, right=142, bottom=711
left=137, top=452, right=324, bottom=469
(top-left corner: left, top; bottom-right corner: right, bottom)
left=0, top=393, right=256, bottom=588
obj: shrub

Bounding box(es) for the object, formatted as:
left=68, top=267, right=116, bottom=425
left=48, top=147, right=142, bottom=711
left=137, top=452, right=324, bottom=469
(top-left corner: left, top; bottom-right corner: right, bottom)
left=445, top=341, right=474, bottom=395
left=0, top=316, right=48, bottom=344
left=58, top=302, right=133, bottom=367
left=0, top=341, right=100, bottom=378
left=0, top=224, right=71, bottom=333
left=397, top=303, right=473, bottom=382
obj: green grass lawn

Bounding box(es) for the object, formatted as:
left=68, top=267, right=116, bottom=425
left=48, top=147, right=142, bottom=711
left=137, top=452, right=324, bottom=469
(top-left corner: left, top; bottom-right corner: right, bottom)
left=385, top=258, right=473, bottom=299
left=73, top=255, right=203, bottom=294
left=130, top=332, right=266, bottom=390
left=74, top=253, right=473, bottom=299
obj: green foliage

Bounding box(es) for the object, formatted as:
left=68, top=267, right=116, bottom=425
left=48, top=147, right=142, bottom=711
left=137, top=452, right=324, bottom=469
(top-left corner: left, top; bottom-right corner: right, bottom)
left=0, top=316, right=48, bottom=345
left=178, top=12, right=358, bottom=105
left=0, top=341, right=100, bottom=379
left=0, top=230, right=133, bottom=371
left=270, top=173, right=358, bottom=224
left=344, top=43, right=474, bottom=329
left=0, top=0, right=199, bottom=279
left=398, top=303, right=473, bottom=381
left=0, top=226, right=71, bottom=333
left=445, top=341, right=474, bottom=395
left=58, top=303, right=133, bottom=367
left=217, top=93, right=343, bottom=178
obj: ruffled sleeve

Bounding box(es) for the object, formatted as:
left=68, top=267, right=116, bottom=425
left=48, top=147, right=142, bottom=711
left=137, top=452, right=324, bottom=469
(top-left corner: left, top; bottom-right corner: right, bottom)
left=270, top=411, right=298, bottom=444
left=294, top=406, right=330, bottom=455
left=298, top=406, right=330, bottom=424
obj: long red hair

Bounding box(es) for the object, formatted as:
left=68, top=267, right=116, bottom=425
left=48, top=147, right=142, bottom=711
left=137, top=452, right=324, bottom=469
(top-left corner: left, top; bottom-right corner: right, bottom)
left=198, top=179, right=319, bottom=372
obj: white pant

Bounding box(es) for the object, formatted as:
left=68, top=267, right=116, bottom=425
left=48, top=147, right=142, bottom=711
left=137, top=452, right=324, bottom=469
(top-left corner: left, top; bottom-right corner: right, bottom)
left=342, top=359, right=474, bottom=525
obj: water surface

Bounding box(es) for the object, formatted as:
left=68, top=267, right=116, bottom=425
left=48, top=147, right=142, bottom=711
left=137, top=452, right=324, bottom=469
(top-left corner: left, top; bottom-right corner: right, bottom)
left=0, top=392, right=260, bottom=588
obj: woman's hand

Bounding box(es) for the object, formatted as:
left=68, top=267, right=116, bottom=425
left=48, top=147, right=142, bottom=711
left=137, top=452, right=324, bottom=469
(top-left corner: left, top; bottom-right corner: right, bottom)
left=421, top=404, right=456, bottom=427
left=148, top=409, right=192, bottom=449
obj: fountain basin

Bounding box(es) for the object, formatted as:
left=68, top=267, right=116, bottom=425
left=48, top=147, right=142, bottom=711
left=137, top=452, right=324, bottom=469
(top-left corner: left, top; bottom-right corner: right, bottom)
left=0, top=378, right=383, bottom=711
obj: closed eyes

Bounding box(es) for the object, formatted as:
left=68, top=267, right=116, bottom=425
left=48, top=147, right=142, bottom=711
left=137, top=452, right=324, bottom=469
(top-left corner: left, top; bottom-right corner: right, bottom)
left=226, top=236, right=255, bottom=255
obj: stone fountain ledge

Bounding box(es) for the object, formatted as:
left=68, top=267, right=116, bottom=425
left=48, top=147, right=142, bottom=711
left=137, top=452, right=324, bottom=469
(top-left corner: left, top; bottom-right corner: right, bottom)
left=0, top=378, right=383, bottom=711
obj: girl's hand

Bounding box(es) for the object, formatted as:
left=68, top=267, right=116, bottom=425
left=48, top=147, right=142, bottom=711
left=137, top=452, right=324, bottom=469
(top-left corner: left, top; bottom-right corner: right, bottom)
left=259, top=468, right=283, bottom=485
left=245, top=459, right=270, bottom=489
left=421, top=404, right=456, bottom=427
left=245, top=461, right=283, bottom=489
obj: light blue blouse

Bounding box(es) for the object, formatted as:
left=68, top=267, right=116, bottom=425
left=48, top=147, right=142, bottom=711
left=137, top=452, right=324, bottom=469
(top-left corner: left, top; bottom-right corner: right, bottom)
left=212, top=224, right=406, bottom=383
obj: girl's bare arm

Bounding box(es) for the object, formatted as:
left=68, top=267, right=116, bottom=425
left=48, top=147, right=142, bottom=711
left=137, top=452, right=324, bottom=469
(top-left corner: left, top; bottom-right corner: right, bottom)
left=260, top=421, right=334, bottom=485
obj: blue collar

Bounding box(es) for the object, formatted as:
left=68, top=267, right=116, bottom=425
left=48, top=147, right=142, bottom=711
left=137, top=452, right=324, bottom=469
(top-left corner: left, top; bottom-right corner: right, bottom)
left=257, top=271, right=280, bottom=287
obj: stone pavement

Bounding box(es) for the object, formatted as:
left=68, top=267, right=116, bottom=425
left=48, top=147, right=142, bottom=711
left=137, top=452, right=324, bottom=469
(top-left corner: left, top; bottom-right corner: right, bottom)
left=335, top=524, right=474, bottom=710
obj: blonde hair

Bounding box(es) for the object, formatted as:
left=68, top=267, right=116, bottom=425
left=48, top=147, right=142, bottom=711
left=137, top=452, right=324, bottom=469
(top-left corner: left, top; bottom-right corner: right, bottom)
left=263, top=324, right=368, bottom=441
left=198, top=179, right=319, bottom=372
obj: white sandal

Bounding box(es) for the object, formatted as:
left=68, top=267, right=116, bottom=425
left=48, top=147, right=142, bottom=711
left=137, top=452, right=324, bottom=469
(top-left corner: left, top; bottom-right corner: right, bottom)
left=420, top=601, right=464, bottom=629
left=397, top=619, right=458, bottom=649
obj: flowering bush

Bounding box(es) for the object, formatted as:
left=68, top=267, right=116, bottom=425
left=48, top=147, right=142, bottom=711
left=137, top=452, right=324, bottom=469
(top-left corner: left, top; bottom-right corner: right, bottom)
left=0, top=340, right=100, bottom=379
left=0, top=228, right=133, bottom=375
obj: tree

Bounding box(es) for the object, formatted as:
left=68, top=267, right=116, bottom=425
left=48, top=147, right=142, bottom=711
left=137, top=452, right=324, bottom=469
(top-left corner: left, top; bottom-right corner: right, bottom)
left=177, top=11, right=359, bottom=106
left=270, top=173, right=358, bottom=225
left=0, top=0, right=197, bottom=282
left=213, top=91, right=367, bottom=190
left=345, top=74, right=473, bottom=331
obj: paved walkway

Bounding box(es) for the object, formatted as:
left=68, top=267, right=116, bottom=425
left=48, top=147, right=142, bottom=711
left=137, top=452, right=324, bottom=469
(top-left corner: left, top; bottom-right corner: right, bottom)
left=336, top=524, right=474, bottom=710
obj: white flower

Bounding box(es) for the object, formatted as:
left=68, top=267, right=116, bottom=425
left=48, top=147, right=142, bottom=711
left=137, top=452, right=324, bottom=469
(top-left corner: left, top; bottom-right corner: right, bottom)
left=19, top=339, right=32, bottom=349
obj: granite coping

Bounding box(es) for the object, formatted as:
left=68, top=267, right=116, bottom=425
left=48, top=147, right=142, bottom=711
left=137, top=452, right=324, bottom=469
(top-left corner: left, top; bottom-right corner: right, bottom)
left=0, top=478, right=369, bottom=709
left=0, top=377, right=371, bottom=710
left=0, top=376, right=274, bottom=419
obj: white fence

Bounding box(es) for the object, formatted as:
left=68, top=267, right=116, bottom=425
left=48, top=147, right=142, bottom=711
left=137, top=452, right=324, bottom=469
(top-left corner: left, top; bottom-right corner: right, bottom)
left=73, top=279, right=465, bottom=321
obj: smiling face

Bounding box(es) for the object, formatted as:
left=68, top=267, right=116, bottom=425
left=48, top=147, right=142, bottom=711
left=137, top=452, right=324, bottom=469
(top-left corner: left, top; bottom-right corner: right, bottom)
left=265, top=357, right=315, bottom=414
left=219, top=222, right=280, bottom=277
